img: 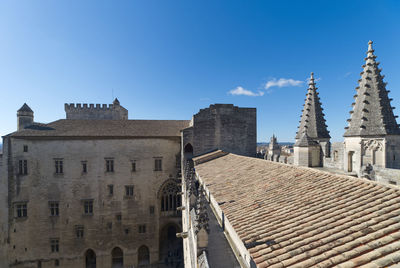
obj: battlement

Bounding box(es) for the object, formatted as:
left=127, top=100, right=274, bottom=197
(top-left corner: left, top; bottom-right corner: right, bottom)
left=65, top=99, right=128, bottom=120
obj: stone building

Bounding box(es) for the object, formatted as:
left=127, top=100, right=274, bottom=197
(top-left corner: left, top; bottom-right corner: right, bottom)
left=264, top=135, right=280, bottom=161
left=294, top=72, right=330, bottom=167
left=0, top=102, right=256, bottom=268
left=293, top=41, right=400, bottom=185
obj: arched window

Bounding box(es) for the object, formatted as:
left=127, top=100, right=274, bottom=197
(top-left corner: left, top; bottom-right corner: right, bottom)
left=85, top=249, right=96, bottom=268
left=111, top=247, right=123, bottom=268
left=138, top=245, right=150, bottom=266
left=184, top=143, right=193, bottom=160
left=160, top=181, right=181, bottom=214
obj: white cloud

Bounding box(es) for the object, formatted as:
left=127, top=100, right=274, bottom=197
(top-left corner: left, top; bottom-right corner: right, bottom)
left=228, top=86, right=264, bottom=97
left=265, top=78, right=303, bottom=89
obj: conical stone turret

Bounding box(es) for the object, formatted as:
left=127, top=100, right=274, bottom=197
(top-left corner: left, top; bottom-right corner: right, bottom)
left=296, top=72, right=330, bottom=140
left=344, top=41, right=400, bottom=136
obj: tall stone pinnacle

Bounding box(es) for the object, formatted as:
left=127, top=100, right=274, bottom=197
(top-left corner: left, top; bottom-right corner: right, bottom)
left=295, top=72, right=330, bottom=140
left=344, top=41, right=400, bottom=137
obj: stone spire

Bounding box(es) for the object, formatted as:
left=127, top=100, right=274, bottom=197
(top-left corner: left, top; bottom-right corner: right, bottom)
left=295, top=72, right=330, bottom=140
left=344, top=41, right=400, bottom=137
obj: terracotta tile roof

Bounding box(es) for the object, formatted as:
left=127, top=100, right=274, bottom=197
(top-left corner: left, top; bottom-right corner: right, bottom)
left=9, top=119, right=190, bottom=138
left=193, top=152, right=400, bottom=268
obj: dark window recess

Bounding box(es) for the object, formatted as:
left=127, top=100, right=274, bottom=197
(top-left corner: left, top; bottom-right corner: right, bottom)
left=149, top=206, right=155, bottom=215
left=107, top=222, right=112, bottom=229
left=154, top=159, right=162, bottom=171
left=125, top=186, right=134, bottom=196
left=84, top=201, right=93, bottom=215
left=49, top=202, right=59, bottom=216
left=116, top=214, right=122, bottom=222
left=138, top=224, right=146, bottom=233
left=55, top=259, right=60, bottom=266
left=108, top=185, right=114, bottom=195
left=82, top=161, right=87, bottom=173
left=75, top=226, right=84, bottom=238
left=50, top=239, right=59, bottom=253
left=131, top=161, right=136, bottom=172
left=389, top=180, right=397, bottom=185
left=16, top=203, right=27, bottom=218
left=18, top=160, right=28, bottom=175
left=55, top=160, right=63, bottom=174
left=106, top=159, right=114, bottom=172
left=23, top=145, right=28, bottom=152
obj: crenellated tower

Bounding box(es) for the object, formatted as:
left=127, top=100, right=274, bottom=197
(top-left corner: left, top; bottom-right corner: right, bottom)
left=294, top=72, right=330, bottom=167
left=343, top=41, right=400, bottom=175
left=64, top=98, right=128, bottom=120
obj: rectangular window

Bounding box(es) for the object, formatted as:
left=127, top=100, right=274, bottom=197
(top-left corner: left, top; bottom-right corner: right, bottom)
left=138, top=224, right=146, bottom=233
left=106, top=159, right=114, bottom=172
left=18, top=160, right=28, bottom=175
left=116, top=214, right=122, bottom=222
left=149, top=206, right=155, bottom=215
left=154, top=158, right=162, bottom=171
left=50, top=239, right=59, bottom=253
left=389, top=180, right=397, bottom=185
left=54, top=159, right=63, bottom=174
left=55, top=259, right=60, bottom=266
left=23, top=145, right=28, bottom=152
left=75, top=225, right=84, bottom=238
left=84, top=200, right=93, bottom=215
left=108, top=185, right=114, bottom=195
left=131, top=161, right=136, bottom=172
left=49, top=202, right=59, bottom=216
left=16, top=203, right=27, bottom=218
left=125, top=185, right=134, bottom=196
left=82, top=161, right=87, bottom=173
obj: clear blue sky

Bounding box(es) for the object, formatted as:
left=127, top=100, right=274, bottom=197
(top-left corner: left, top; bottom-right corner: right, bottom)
left=1, top=0, right=399, bottom=142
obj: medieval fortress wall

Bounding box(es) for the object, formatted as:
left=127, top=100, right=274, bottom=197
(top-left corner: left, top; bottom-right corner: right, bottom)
left=65, top=99, right=128, bottom=120
left=182, top=104, right=256, bottom=158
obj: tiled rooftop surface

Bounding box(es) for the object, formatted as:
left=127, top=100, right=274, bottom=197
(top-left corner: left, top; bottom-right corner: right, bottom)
left=8, top=119, right=191, bottom=138
left=194, top=152, right=400, bottom=268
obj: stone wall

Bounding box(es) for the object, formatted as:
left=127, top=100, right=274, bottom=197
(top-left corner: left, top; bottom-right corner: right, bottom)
left=182, top=104, right=256, bottom=157
left=371, top=167, right=400, bottom=186
left=324, top=142, right=344, bottom=170
left=0, top=146, right=8, bottom=267
left=3, top=136, right=181, bottom=268
left=64, top=103, right=128, bottom=120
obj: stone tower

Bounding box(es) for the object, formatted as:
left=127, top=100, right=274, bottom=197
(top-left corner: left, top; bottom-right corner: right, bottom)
left=17, top=103, right=34, bottom=131
left=343, top=41, right=400, bottom=176
left=266, top=135, right=280, bottom=161
left=294, top=72, right=330, bottom=167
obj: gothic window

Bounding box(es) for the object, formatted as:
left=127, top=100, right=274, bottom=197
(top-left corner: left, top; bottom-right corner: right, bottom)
left=105, top=159, right=114, bottom=172
left=83, top=200, right=93, bottom=215
left=160, top=181, right=181, bottom=212
left=131, top=160, right=136, bottom=172
left=49, top=202, right=59, bottom=216
left=333, top=151, right=338, bottom=161
left=54, top=159, right=63, bottom=174
left=138, top=224, right=146, bottom=233
left=50, top=238, right=59, bottom=253
left=15, top=203, right=27, bottom=218
left=108, top=185, right=114, bottom=195
left=125, top=185, right=134, bottom=196
left=18, top=160, right=28, bottom=175
left=82, top=161, right=87, bottom=173
left=75, top=225, right=84, bottom=238
left=154, top=158, right=162, bottom=171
